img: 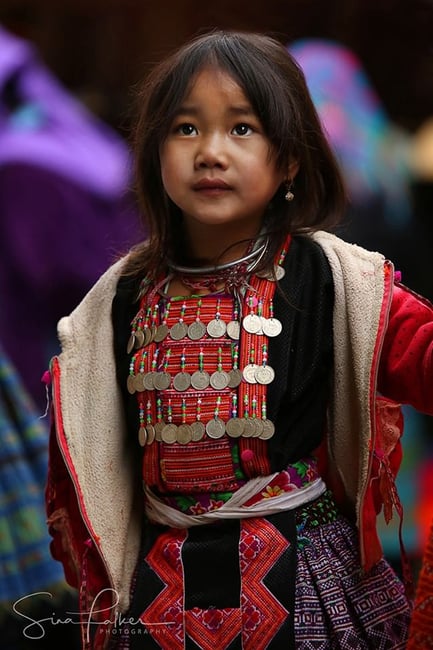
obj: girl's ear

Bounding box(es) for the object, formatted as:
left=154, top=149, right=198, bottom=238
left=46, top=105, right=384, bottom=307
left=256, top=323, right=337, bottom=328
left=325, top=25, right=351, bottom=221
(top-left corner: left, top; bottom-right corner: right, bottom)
left=287, top=159, right=300, bottom=180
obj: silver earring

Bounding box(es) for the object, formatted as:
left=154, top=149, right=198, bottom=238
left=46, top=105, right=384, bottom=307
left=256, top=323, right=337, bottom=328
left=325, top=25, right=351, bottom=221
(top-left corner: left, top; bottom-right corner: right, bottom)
left=285, top=181, right=294, bottom=202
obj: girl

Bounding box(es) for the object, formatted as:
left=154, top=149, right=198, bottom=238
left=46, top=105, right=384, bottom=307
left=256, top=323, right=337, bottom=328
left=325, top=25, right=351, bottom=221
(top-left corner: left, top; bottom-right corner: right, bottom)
left=45, top=31, right=433, bottom=649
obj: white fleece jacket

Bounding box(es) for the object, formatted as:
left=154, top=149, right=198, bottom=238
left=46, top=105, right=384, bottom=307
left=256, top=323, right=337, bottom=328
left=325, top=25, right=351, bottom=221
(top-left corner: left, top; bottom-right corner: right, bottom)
left=54, top=230, right=389, bottom=611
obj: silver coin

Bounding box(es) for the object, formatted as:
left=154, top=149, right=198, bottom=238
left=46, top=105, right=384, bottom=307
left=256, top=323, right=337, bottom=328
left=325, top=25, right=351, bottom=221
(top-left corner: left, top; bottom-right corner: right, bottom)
left=242, top=363, right=259, bottom=384
left=255, top=365, right=275, bottom=385
left=261, top=317, right=282, bottom=338
left=142, top=328, right=152, bottom=347
left=190, top=370, right=210, bottom=390
left=275, top=265, right=285, bottom=280
left=133, top=373, right=145, bottom=392
left=173, top=371, right=191, bottom=392
left=153, top=371, right=172, bottom=390
left=127, top=374, right=136, bottom=395
left=260, top=419, right=275, bottom=440
left=154, top=421, right=165, bottom=441
left=225, top=417, right=245, bottom=438
left=242, top=418, right=256, bottom=437
left=228, top=368, right=242, bottom=388
left=176, top=424, right=193, bottom=444
left=188, top=321, right=207, bottom=340
left=161, top=423, right=178, bottom=444
left=207, top=318, right=227, bottom=338
left=191, top=421, right=206, bottom=441
left=143, top=371, right=157, bottom=390
left=149, top=324, right=158, bottom=342
left=251, top=418, right=264, bottom=437
left=170, top=321, right=188, bottom=340
left=127, top=333, right=136, bottom=354
left=146, top=424, right=156, bottom=445
left=206, top=418, right=226, bottom=439
left=242, top=314, right=262, bottom=334
left=154, top=323, right=170, bottom=343
left=138, top=426, right=148, bottom=447
left=134, top=329, right=146, bottom=349
left=226, top=320, right=240, bottom=340
left=210, top=370, right=230, bottom=390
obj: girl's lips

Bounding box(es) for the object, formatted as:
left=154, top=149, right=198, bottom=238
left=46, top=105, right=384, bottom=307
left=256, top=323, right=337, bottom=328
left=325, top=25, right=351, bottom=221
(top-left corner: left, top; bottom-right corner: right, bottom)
left=193, top=178, right=231, bottom=190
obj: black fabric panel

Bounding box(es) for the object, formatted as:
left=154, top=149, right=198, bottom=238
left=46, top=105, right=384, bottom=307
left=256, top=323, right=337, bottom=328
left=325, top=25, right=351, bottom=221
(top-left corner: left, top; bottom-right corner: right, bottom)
left=184, top=520, right=241, bottom=610
left=112, top=274, right=142, bottom=438
left=267, top=235, right=334, bottom=470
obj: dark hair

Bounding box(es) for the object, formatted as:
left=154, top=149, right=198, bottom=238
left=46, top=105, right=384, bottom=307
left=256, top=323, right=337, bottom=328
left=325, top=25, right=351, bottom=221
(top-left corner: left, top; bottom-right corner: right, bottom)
left=124, top=29, right=347, bottom=278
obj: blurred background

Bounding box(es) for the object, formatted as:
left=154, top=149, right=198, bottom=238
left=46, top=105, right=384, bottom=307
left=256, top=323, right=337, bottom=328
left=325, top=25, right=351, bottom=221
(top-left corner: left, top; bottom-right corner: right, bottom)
left=1, top=0, right=433, bottom=646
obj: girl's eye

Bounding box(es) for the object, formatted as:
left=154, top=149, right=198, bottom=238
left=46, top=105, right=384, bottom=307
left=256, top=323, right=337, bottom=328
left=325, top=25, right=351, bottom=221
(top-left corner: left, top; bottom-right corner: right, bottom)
left=177, top=123, right=197, bottom=136
left=232, top=123, right=253, bottom=136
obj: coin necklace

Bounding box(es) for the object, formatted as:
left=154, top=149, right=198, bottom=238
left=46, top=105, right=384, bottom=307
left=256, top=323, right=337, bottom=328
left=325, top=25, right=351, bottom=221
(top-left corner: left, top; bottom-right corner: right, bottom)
left=191, top=347, right=210, bottom=390
left=170, top=300, right=188, bottom=340
left=187, top=299, right=207, bottom=340
left=207, top=298, right=227, bottom=338
left=205, top=396, right=226, bottom=439
left=173, top=348, right=192, bottom=392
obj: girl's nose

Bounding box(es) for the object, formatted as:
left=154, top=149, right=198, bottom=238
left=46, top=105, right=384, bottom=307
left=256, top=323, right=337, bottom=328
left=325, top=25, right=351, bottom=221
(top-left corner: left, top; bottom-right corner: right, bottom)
left=194, top=134, right=228, bottom=169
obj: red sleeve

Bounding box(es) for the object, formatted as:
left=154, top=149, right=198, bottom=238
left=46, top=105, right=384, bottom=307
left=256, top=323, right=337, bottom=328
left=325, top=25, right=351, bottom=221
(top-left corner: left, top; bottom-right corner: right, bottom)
left=378, top=284, right=433, bottom=413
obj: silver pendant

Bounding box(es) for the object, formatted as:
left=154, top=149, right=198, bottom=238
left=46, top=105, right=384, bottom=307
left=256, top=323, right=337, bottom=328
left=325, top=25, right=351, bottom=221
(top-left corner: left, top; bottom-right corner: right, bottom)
left=226, top=320, right=240, bottom=340
left=260, top=419, right=275, bottom=440
left=191, top=370, right=210, bottom=390
left=207, top=318, right=227, bottom=338
left=154, top=323, right=170, bottom=343
left=242, top=363, right=259, bottom=384
left=227, top=368, right=242, bottom=388
left=146, top=424, right=156, bottom=445
left=127, top=333, right=136, bottom=354
left=255, top=365, right=275, bottom=385
left=142, top=371, right=157, bottom=391
left=210, top=370, right=230, bottom=390
left=205, top=418, right=226, bottom=439
left=188, top=321, right=207, bottom=340
left=154, top=421, right=165, bottom=442
left=153, top=371, right=172, bottom=391
left=133, top=373, right=146, bottom=393
left=173, top=371, right=192, bottom=392
left=225, top=417, right=245, bottom=438
left=138, top=426, right=148, bottom=447
left=161, top=423, right=178, bottom=444
left=242, top=418, right=256, bottom=437
left=191, top=420, right=206, bottom=441
left=176, top=423, right=193, bottom=444
left=242, top=313, right=262, bottom=334
left=251, top=418, right=264, bottom=437
left=170, top=321, right=188, bottom=340
left=127, top=374, right=136, bottom=394
left=261, top=317, right=282, bottom=338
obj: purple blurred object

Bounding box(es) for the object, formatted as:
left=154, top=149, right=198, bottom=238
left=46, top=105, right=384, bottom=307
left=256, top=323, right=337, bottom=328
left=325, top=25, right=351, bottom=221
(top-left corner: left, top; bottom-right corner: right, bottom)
left=0, top=26, right=142, bottom=410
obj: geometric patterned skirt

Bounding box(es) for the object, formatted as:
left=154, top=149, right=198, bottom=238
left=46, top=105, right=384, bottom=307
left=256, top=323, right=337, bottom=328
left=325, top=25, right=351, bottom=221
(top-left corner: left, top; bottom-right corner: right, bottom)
left=109, top=491, right=411, bottom=649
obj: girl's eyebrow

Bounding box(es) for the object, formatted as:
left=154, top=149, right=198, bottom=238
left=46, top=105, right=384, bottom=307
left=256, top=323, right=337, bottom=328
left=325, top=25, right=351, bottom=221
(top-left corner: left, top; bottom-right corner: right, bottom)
left=173, top=103, right=256, bottom=118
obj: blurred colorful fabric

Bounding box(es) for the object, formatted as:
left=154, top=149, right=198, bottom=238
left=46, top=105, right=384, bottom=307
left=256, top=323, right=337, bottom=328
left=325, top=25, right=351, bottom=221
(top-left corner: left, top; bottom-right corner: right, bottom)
left=0, top=344, right=64, bottom=604
left=289, top=38, right=412, bottom=225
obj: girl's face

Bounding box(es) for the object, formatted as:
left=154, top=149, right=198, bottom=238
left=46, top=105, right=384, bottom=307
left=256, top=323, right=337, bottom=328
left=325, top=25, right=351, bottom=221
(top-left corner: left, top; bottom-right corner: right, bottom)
left=160, top=67, right=286, bottom=244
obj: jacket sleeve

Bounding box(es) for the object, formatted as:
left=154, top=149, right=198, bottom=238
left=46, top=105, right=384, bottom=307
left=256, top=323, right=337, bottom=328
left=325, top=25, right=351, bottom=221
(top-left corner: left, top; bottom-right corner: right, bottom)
left=378, top=284, right=433, bottom=413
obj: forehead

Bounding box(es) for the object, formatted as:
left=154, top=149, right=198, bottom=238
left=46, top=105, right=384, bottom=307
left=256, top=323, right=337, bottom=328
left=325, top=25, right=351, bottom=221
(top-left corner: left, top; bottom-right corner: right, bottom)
left=182, top=67, right=249, bottom=105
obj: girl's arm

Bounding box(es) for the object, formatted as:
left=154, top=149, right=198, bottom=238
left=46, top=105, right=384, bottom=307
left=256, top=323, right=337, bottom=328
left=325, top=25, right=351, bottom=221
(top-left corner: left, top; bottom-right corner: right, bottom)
left=377, top=284, right=433, bottom=413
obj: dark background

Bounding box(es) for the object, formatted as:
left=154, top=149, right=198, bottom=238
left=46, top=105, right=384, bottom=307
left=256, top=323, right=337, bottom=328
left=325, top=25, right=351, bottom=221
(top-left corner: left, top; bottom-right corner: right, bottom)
left=1, top=0, right=433, bottom=136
